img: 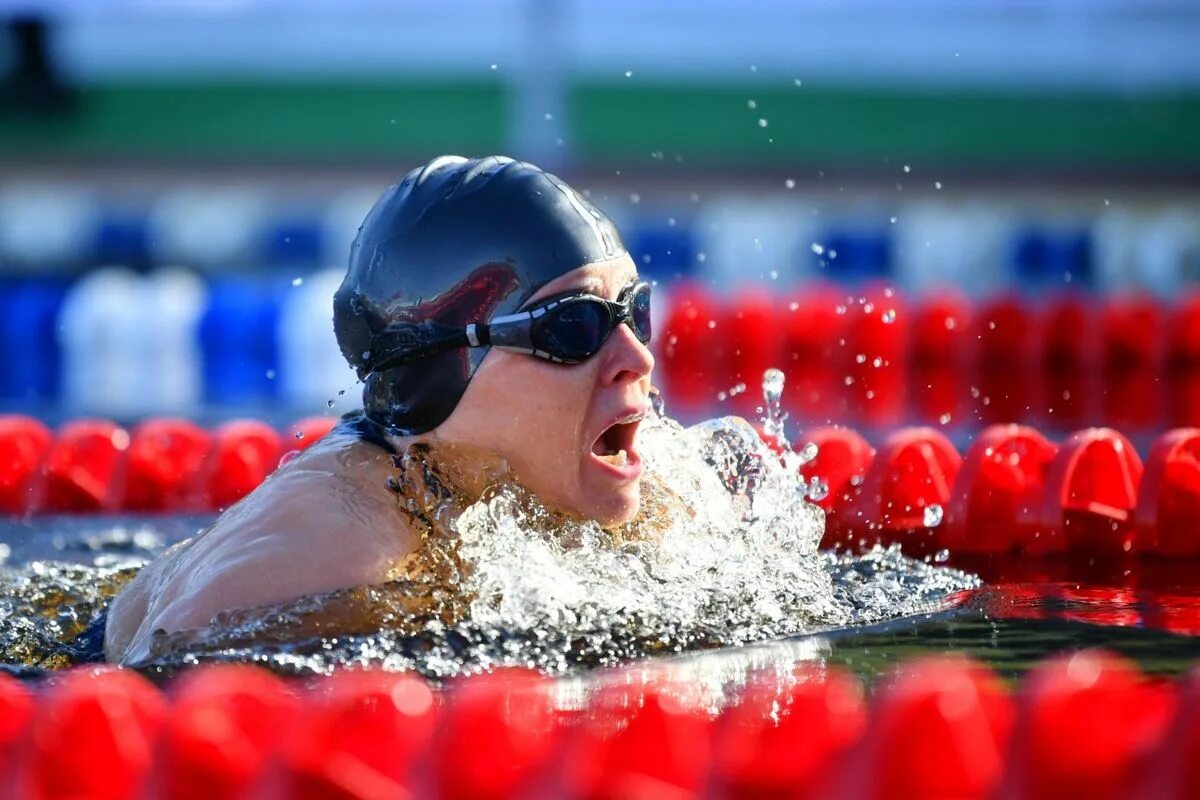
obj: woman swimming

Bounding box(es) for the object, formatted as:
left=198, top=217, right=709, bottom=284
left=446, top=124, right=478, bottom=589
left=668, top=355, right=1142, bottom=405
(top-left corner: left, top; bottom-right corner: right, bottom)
left=104, top=156, right=656, bottom=664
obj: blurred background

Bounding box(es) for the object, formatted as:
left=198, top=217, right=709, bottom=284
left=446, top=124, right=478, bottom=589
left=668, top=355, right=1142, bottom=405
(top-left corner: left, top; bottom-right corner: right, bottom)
left=1, top=0, right=1199, bottom=437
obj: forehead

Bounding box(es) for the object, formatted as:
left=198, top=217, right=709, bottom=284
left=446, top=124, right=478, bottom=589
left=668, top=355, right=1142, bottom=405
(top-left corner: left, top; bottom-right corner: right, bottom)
left=525, top=255, right=638, bottom=304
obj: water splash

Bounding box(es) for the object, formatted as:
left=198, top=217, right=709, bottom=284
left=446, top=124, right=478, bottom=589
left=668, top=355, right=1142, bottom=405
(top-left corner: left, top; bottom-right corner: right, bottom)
left=760, top=368, right=789, bottom=449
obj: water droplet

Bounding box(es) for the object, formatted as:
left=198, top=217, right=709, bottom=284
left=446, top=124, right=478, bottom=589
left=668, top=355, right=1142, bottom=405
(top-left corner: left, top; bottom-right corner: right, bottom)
left=903, top=165, right=911, bottom=173
left=544, top=112, right=553, bottom=121
left=796, top=441, right=819, bottom=464
left=747, top=99, right=757, bottom=110
left=648, top=387, right=666, bottom=416
left=265, top=369, right=276, bottom=380
left=793, top=78, right=803, bottom=87
left=807, top=476, right=829, bottom=502
left=811, top=242, right=825, bottom=255
left=934, top=181, right=943, bottom=190
left=624, top=70, right=633, bottom=78
left=338, top=389, right=346, bottom=396
left=629, top=193, right=641, bottom=204
left=294, top=431, right=305, bottom=440
left=881, top=309, right=897, bottom=324
left=292, top=277, right=303, bottom=287
left=939, top=413, right=952, bottom=425
left=327, top=400, right=336, bottom=408
left=758, top=118, right=768, bottom=128
left=923, top=504, right=944, bottom=528
left=785, top=178, right=796, bottom=189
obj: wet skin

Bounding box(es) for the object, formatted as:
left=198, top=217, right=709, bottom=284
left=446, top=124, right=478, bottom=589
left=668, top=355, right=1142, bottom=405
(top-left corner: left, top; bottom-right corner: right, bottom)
left=104, top=256, right=655, bottom=664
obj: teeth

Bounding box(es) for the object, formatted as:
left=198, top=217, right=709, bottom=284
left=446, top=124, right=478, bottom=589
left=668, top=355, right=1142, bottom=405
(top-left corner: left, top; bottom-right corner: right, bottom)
left=599, top=449, right=628, bottom=466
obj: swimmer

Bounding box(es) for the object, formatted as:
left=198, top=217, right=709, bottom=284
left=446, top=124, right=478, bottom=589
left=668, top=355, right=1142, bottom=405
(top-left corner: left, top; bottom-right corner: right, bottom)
left=104, top=156, right=656, bottom=664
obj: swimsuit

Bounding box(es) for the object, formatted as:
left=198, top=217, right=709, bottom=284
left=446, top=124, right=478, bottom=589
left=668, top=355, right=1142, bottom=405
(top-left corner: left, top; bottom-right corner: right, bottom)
left=339, top=410, right=398, bottom=455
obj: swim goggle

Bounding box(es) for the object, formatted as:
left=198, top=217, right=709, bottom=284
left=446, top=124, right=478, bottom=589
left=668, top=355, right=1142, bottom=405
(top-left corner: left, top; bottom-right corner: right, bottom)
left=366, top=280, right=652, bottom=371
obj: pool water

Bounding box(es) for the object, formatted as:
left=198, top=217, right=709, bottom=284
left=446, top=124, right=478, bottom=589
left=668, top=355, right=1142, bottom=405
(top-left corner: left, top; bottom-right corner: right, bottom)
left=2, top=409, right=1198, bottom=689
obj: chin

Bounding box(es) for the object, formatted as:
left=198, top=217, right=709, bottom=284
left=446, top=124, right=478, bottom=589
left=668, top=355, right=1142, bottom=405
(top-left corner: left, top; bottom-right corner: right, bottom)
left=586, top=485, right=642, bottom=528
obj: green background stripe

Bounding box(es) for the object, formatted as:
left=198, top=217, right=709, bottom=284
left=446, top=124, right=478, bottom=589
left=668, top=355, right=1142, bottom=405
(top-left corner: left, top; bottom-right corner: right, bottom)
left=0, top=82, right=508, bottom=159
left=2, top=80, right=1198, bottom=169
left=572, top=83, right=1200, bottom=168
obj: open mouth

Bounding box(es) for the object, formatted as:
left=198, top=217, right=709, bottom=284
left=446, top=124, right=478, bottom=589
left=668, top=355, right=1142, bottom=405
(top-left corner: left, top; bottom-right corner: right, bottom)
left=591, top=414, right=643, bottom=469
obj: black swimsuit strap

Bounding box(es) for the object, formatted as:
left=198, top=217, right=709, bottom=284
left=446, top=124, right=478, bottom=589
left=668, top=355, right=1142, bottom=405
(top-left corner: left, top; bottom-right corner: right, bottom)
left=340, top=411, right=398, bottom=455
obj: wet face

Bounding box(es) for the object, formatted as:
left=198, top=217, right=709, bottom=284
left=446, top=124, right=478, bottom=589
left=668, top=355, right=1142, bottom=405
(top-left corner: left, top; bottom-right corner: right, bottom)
left=433, top=254, right=655, bottom=526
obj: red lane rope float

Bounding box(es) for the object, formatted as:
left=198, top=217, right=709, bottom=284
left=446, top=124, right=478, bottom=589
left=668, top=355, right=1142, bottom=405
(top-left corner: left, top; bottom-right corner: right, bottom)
left=972, top=294, right=1040, bottom=427
left=1102, top=294, right=1163, bottom=430
left=658, top=283, right=727, bottom=412
left=567, top=676, right=714, bottom=800
left=0, top=673, right=34, bottom=789
left=942, top=424, right=1058, bottom=556
left=22, top=666, right=167, bottom=800
left=1138, top=668, right=1200, bottom=800
left=434, top=668, right=561, bottom=800
left=725, top=289, right=779, bottom=417
left=154, top=664, right=299, bottom=800
left=121, top=418, right=210, bottom=513
left=1039, top=294, right=1098, bottom=429
left=201, top=420, right=283, bottom=512
left=1003, top=650, right=1177, bottom=800
left=42, top=419, right=130, bottom=513
left=857, top=656, right=1013, bottom=800
left=1167, top=291, right=1200, bottom=428
left=277, top=669, right=435, bottom=800
left=1041, top=427, right=1143, bottom=557
left=713, top=665, right=866, bottom=800
left=910, top=289, right=972, bottom=428
left=780, top=283, right=844, bottom=422
left=0, top=415, right=51, bottom=515
left=1138, top=427, right=1200, bottom=558
left=4, top=652, right=1198, bottom=800
left=832, top=427, right=961, bottom=554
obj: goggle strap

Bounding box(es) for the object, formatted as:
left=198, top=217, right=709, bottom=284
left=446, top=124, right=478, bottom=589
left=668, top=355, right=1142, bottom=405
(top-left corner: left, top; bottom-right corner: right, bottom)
left=367, top=321, right=470, bottom=372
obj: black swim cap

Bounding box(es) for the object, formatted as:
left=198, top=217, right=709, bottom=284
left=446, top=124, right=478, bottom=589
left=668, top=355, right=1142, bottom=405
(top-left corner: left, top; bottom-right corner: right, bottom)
left=334, top=155, right=627, bottom=435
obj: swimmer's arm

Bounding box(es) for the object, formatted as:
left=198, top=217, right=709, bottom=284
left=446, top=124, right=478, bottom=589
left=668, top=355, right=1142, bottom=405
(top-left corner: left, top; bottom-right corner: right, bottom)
left=114, top=534, right=408, bottom=665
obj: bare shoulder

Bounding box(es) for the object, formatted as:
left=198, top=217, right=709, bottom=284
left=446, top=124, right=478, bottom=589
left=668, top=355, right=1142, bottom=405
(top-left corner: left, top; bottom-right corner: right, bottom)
left=105, top=432, right=418, bottom=663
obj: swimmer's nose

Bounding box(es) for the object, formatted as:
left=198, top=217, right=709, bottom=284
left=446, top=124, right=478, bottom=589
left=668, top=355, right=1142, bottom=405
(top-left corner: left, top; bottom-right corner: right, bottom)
left=600, top=321, right=655, bottom=386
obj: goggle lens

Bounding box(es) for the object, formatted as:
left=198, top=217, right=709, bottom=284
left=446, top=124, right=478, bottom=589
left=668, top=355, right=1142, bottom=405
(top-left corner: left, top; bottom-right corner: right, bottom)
left=541, top=301, right=611, bottom=361
left=630, top=283, right=652, bottom=342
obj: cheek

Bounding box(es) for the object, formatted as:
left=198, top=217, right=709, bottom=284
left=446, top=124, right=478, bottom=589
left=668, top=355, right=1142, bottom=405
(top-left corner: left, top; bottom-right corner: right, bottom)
left=469, top=356, right=595, bottom=462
